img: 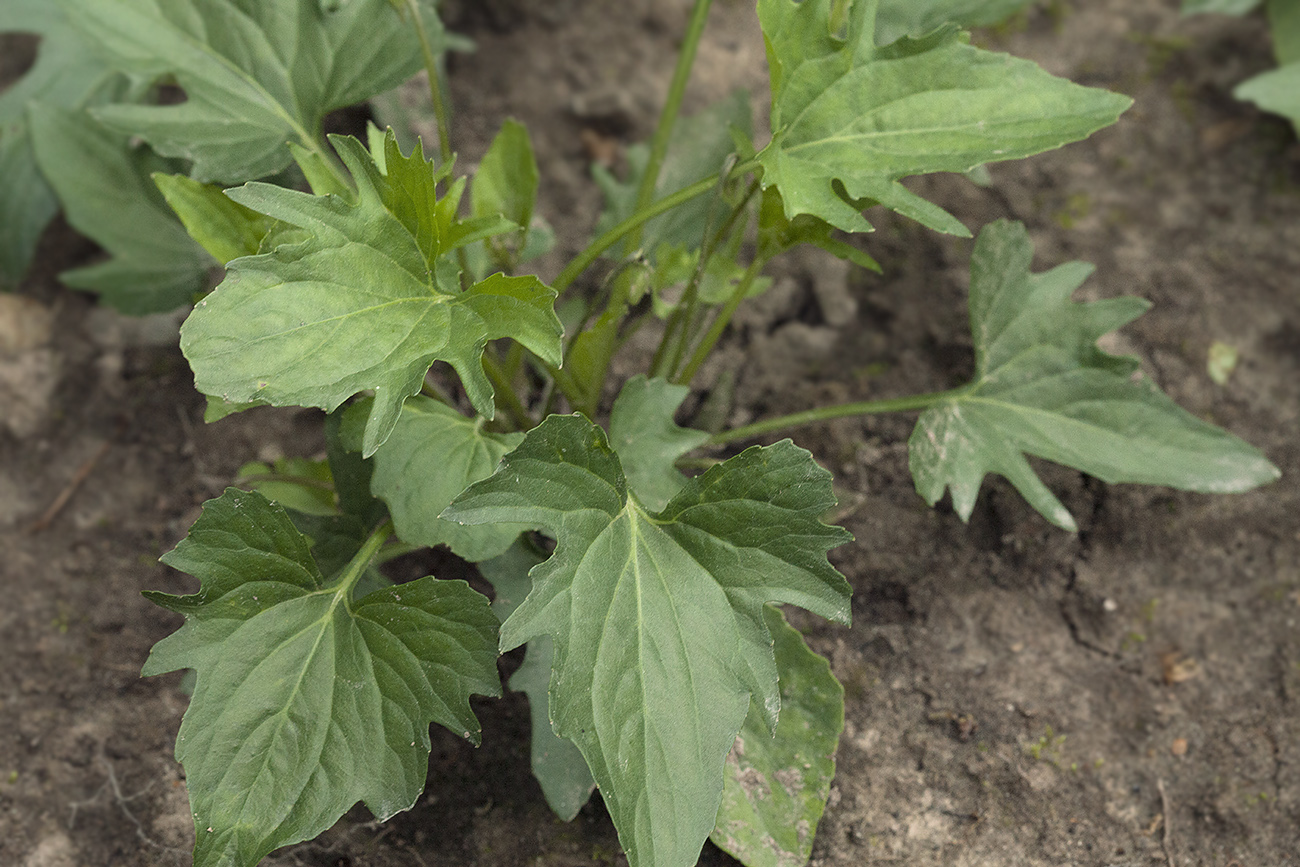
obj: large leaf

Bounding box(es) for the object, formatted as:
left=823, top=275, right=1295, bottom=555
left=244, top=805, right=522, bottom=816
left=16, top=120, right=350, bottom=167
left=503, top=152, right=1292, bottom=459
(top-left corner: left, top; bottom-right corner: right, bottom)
left=57, top=0, right=440, bottom=183
left=180, top=132, right=562, bottom=457
left=444, top=415, right=852, bottom=867
left=478, top=540, right=597, bottom=821
left=909, top=220, right=1281, bottom=531
left=27, top=102, right=212, bottom=313
left=143, top=488, right=501, bottom=867
left=608, top=376, right=710, bottom=512
left=0, top=2, right=118, bottom=285
left=711, top=606, right=844, bottom=867
left=874, top=0, right=1034, bottom=46
left=349, top=395, right=529, bottom=561
left=1235, top=63, right=1300, bottom=132
left=755, top=0, right=1132, bottom=236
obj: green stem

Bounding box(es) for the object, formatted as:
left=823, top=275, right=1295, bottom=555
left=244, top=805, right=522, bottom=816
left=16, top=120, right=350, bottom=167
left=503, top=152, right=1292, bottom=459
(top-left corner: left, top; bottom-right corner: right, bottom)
left=553, top=160, right=759, bottom=293
left=482, top=353, right=535, bottom=430
left=675, top=254, right=768, bottom=386
left=405, top=0, right=454, bottom=167
left=338, top=520, right=394, bottom=597
left=708, top=388, right=967, bottom=446
left=626, top=0, right=715, bottom=254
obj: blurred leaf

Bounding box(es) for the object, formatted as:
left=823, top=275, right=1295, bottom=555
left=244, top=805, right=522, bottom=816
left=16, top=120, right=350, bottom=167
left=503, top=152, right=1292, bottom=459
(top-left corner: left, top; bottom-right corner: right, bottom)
left=874, top=0, right=1034, bottom=46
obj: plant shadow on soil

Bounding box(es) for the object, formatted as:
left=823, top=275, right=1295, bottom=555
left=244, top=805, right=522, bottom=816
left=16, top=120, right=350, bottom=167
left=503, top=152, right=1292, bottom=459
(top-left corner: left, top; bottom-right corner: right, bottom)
left=3, top=2, right=1300, bottom=865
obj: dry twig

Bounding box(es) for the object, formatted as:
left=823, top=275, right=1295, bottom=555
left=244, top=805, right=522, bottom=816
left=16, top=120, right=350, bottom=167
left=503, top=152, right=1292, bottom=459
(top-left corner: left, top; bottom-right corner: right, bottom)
left=26, top=440, right=111, bottom=533
left=1157, top=777, right=1176, bottom=867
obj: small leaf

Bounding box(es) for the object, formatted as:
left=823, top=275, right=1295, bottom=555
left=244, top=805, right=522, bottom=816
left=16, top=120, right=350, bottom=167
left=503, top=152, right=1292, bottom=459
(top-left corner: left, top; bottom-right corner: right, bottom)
left=909, top=220, right=1281, bottom=531
left=444, top=415, right=851, bottom=867
left=180, top=133, right=562, bottom=456
left=352, top=395, right=530, bottom=561
left=608, top=375, right=710, bottom=512
left=478, top=540, right=596, bottom=821
left=27, top=102, right=211, bottom=313
left=154, top=173, right=275, bottom=265
left=756, top=0, right=1132, bottom=236
left=472, top=118, right=539, bottom=267
left=236, top=456, right=337, bottom=515
left=145, top=488, right=501, bottom=867
left=711, top=606, right=844, bottom=867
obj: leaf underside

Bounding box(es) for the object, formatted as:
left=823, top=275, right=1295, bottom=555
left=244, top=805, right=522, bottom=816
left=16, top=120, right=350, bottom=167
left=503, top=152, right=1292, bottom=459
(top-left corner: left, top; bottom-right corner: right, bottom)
left=755, top=0, right=1132, bottom=236
left=144, top=488, right=500, bottom=867
left=444, top=415, right=852, bottom=867
left=909, top=220, right=1280, bottom=531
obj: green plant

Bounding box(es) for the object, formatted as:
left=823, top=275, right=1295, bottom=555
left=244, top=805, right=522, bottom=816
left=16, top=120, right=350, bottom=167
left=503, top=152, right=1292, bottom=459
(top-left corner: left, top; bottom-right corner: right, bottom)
left=0, top=1, right=1281, bottom=866
left=1182, top=0, right=1300, bottom=134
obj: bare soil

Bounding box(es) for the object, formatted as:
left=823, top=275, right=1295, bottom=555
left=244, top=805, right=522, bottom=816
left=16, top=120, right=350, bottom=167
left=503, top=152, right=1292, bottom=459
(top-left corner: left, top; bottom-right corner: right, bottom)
left=3, top=2, right=1299, bottom=866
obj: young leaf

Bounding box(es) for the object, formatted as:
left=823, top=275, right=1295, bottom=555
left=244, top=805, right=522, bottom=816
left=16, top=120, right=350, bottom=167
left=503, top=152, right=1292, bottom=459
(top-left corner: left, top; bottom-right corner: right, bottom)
left=348, top=395, right=530, bottom=562
left=472, top=118, right=540, bottom=265
left=27, top=102, right=212, bottom=313
left=711, top=606, right=844, bottom=867
left=180, top=133, right=563, bottom=457
left=909, top=220, right=1281, bottom=531
left=444, top=415, right=852, bottom=867
left=0, top=1, right=117, bottom=285
left=154, top=173, right=275, bottom=265
left=755, top=0, right=1132, bottom=236
left=873, top=0, right=1034, bottom=46
left=144, top=488, right=501, bottom=867
left=478, top=540, right=597, bottom=821
left=58, top=0, right=438, bottom=183
left=608, top=375, right=710, bottom=512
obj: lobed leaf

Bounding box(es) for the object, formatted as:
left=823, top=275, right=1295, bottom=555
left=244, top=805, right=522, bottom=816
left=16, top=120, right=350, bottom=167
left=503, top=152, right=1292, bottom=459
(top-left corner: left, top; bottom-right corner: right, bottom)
left=711, top=606, right=844, bottom=867
left=909, top=220, right=1281, bottom=531
left=755, top=0, right=1132, bottom=236
left=144, top=488, right=500, bottom=867
left=180, top=131, right=562, bottom=456
left=27, top=102, right=212, bottom=313
left=57, top=0, right=438, bottom=184
left=444, top=415, right=852, bottom=867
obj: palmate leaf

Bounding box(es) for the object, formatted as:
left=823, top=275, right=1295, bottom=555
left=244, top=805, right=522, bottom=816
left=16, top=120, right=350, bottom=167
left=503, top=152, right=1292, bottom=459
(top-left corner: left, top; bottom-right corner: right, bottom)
left=711, top=606, right=844, bottom=867
left=910, top=220, right=1280, bottom=531
left=143, top=488, right=500, bottom=867
left=180, top=132, right=562, bottom=457
left=346, top=395, right=529, bottom=562
left=56, top=0, right=441, bottom=183
left=755, top=0, right=1132, bottom=236
left=0, top=1, right=119, bottom=285
left=27, top=102, right=213, bottom=313
left=443, top=415, right=852, bottom=867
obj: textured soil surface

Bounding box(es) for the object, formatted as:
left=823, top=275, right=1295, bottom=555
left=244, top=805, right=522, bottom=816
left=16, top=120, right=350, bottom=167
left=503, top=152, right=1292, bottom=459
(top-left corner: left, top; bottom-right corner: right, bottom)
left=3, top=2, right=1299, bottom=866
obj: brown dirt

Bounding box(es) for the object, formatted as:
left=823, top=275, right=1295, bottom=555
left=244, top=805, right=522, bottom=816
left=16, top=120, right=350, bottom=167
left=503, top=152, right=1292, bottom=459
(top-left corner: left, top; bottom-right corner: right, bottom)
left=3, top=2, right=1299, bottom=866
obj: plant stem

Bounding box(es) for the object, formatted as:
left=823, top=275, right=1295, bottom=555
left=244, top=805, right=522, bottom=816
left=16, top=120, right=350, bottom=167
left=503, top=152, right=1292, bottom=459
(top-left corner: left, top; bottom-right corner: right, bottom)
left=405, top=0, right=454, bottom=167
left=482, top=353, right=536, bottom=430
left=708, top=388, right=967, bottom=446
left=675, top=253, right=768, bottom=386
left=553, top=160, right=759, bottom=293
left=338, top=520, right=394, bottom=598
left=626, top=0, right=715, bottom=255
